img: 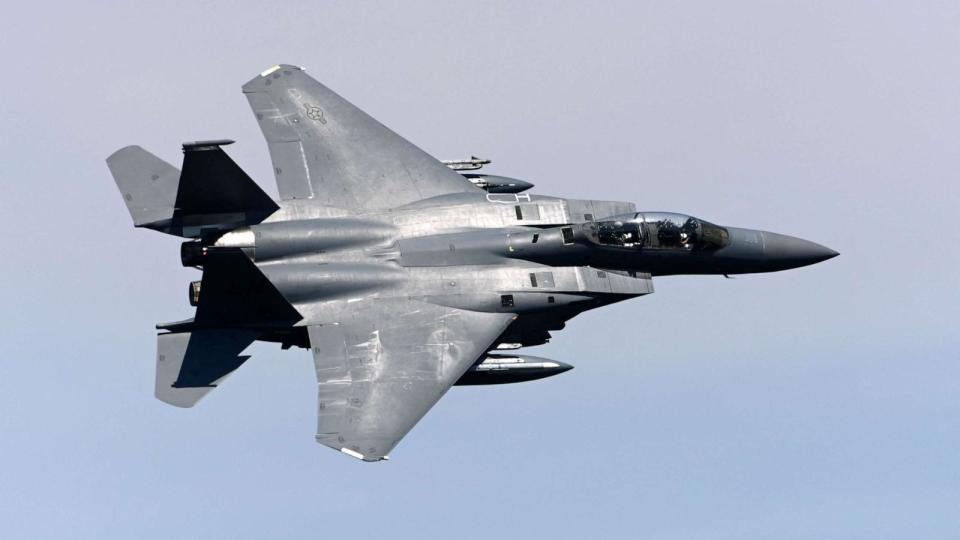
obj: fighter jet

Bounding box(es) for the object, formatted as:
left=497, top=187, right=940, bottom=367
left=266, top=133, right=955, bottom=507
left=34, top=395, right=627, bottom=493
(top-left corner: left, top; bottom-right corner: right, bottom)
left=107, top=64, right=837, bottom=462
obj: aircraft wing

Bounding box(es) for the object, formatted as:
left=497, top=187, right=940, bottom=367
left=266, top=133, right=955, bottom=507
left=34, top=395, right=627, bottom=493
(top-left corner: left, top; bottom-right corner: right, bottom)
left=306, top=299, right=515, bottom=461
left=242, top=64, right=478, bottom=211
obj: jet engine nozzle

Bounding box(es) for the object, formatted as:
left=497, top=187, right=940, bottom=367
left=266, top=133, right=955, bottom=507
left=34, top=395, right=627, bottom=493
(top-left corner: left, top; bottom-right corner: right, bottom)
left=187, top=281, right=201, bottom=306
left=181, top=241, right=207, bottom=267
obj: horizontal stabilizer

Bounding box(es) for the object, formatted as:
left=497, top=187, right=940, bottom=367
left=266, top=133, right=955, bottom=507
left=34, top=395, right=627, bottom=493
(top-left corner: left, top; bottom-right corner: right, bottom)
left=156, top=330, right=259, bottom=407
left=196, top=250, right=302, bottom=325
left=107, top=146, right=180, bottom=227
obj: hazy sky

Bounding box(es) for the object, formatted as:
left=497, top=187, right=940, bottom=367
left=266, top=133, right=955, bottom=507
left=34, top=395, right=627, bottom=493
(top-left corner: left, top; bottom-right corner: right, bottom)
left=2, top=2, right=958, bottom=538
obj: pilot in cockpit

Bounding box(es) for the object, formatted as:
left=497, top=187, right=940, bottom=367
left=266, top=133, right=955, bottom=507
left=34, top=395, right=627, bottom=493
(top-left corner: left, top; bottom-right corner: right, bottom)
left=620, top=226, right=641, bottom=246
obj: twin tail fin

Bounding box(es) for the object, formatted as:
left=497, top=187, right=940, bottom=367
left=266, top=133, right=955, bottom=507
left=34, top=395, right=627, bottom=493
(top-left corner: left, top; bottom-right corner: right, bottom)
left=107, top=140, right=278, bottom=238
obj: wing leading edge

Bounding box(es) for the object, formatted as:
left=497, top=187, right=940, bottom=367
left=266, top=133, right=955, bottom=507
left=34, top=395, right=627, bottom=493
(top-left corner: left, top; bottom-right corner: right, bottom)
left=242, top=64, right=478, bottom=210
left=307, top=299, right=515, bottom=461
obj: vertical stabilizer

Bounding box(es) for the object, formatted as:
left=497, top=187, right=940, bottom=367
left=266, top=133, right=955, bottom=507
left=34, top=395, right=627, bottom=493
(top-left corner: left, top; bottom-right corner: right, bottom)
left=106, top=141, right=279, bottom=237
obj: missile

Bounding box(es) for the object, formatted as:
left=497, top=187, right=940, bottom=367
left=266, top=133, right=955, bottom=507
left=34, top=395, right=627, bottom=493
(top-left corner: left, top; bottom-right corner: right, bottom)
left=442, top=157, right=534, bottom=193
left=462, top=174, right=534, bottom=194
left=441, top=156, right=490, bottom=171
left=455, top=354, right=573, bottom=386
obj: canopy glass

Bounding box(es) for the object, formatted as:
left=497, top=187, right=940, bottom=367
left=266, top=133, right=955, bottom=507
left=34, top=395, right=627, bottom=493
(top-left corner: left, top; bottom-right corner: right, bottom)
left=589, top=212, right=729, bottom=250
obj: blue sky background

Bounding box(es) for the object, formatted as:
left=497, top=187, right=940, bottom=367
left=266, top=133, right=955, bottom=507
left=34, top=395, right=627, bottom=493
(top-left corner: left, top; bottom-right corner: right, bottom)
left=1, top=2, right=957, bottom=538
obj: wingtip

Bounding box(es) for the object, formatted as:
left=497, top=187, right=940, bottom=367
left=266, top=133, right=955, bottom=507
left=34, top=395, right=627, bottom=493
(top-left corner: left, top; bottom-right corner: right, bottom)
left=259, top=65, right=282, bottom=77
left=340, top=447, right=365, bottom=460
left=339, top=447, right=389, bottom=462
left=105, top=144, right=145, bottom=164
left=259, top=64, right=305, bottom=77
left=243, top=64, right=306, bottom=92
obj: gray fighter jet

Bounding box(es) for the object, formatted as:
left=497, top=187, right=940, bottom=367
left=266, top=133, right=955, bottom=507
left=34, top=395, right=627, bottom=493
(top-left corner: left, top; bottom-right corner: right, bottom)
left=107, top=64, right=837, bottom=462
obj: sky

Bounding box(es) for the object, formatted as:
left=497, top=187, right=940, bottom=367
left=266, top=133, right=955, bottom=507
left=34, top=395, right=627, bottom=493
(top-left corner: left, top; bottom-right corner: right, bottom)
left=1, top=1, right=958, bottom=538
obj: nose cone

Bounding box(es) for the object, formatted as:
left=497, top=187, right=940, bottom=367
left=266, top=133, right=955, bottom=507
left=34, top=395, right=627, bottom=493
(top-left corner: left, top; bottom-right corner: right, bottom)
left=710, top=227, right=838, bottom=274
left=761, top=232, right=839, bottom=269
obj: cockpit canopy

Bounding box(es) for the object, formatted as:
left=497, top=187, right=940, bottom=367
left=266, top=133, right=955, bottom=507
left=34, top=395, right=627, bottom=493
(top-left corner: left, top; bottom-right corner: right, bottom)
left=588, top=212, right=730, bottom=250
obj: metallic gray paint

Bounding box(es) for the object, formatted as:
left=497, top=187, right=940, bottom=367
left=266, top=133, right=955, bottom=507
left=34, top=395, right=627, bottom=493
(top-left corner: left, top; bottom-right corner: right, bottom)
left=108, top=64, right=837, bottom=462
